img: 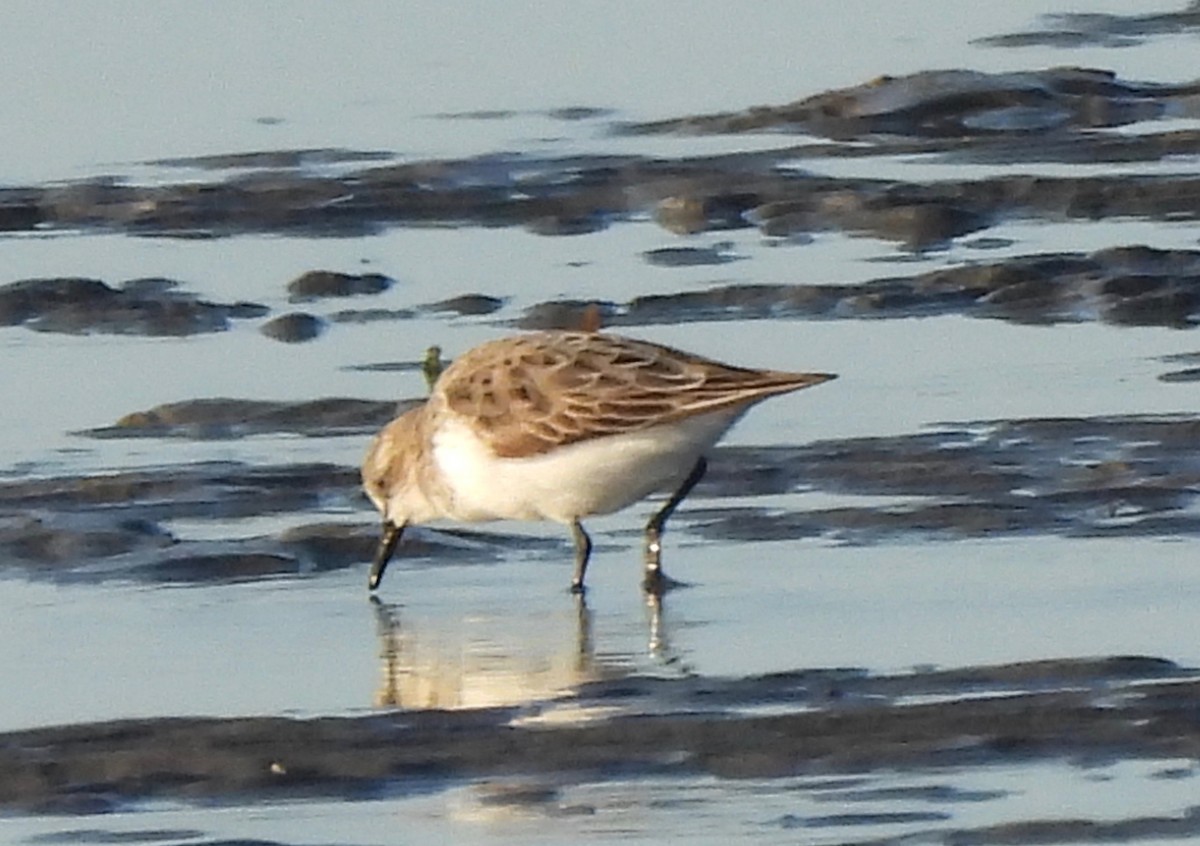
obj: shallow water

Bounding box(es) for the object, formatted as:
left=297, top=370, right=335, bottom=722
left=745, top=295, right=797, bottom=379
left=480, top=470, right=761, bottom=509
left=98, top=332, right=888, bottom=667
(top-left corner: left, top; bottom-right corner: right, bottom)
left=5, top=531, right=1200, bottom=735
left=2, top=1, right=1181, bottom=182
left=4, top=1, right=1200, bottom=842
left=6, top=759, right=1200, bottom=845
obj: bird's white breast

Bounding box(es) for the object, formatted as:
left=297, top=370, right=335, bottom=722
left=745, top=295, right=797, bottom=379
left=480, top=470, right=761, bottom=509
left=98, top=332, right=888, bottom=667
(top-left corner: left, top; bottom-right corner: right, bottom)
left=430, top=410, right=742, bottom=524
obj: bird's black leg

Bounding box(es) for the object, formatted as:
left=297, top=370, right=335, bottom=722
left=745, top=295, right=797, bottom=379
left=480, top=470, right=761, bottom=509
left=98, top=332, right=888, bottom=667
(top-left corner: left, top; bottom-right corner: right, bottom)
left=643, top=456, right=707, bottom=594
left=570, top=519, right=593, bottom=594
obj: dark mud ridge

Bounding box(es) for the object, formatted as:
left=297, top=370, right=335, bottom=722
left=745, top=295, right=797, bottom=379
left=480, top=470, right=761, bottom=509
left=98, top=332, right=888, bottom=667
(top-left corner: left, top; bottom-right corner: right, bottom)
left=522, top=245, right=1200, bottom=330
left=9, top=246, right=1200, bottom=339
left=974, top=2, right=1200, bottom=48
left=1, top=67, right=1197, bottom=242
left=6, top=67, right=1200, bottom=334
left=0, top=272, right=505, bottom=339
left=4, top=407, right=1200, bottom=585
left=1, top=655, right=1199, bottom=819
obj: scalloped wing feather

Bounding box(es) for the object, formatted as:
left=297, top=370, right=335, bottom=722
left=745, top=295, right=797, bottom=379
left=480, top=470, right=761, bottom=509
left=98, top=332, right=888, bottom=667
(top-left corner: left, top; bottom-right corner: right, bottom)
left=434, top=332, right=835, bottom=459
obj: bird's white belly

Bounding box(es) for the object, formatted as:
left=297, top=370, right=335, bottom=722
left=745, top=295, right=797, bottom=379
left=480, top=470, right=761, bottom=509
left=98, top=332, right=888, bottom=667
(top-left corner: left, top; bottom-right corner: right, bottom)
left=431, top=411, right=740, bottom=523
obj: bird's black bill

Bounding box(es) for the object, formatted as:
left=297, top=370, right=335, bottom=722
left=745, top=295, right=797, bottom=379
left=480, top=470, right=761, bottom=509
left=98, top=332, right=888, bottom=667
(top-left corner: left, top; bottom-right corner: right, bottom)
left=368, top=521, right=405, bottom=591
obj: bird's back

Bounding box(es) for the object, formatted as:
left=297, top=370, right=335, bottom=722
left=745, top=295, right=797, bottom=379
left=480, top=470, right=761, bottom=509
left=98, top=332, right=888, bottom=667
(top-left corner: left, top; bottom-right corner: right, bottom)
left=432, top=331, right=835, bottom=459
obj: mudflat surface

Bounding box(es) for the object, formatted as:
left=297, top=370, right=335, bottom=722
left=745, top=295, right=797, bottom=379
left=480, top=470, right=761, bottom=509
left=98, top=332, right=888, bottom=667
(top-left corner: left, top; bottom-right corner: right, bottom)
left=1, top=656, right=1196, bottom=817
left=4, top=411, right=1200, bottom=585
left=6, top=3, right=1200, bottom=845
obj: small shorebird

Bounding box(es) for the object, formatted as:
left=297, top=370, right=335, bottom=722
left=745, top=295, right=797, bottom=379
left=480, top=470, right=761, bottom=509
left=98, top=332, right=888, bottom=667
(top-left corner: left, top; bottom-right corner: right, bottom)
left=362, top=330, right=835, bottom=594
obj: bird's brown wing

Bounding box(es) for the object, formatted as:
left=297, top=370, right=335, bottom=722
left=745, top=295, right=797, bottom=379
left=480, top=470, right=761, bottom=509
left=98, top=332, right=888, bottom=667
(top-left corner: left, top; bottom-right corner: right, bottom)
left=435, top=331, right=834, bottom=459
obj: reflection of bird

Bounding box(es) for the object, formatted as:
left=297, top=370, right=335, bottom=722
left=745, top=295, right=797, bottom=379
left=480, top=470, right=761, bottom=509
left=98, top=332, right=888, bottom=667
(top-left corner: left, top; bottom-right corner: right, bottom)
left=370, top=596, right=404, bottom=708
left=370, top=594, right=641, bottom=711
left=362, top=331, right=835, bottom=594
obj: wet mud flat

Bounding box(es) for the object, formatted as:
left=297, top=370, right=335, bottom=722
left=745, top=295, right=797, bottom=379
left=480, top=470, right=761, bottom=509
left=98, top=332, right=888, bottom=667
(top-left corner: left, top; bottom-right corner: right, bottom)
left=7, top=6, right=1200, bottom=837
left=2, top=655, right=1200, bottom=838
left=0, top=66, right=1198, bottom=250
left=4, top=68, right=1200, bottom=344
left=4, top=409, right=1200, bottom=584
